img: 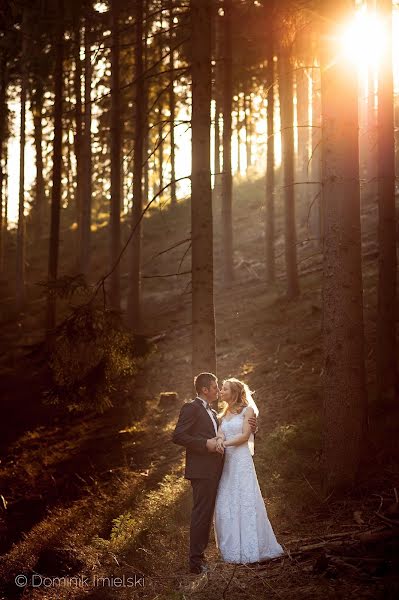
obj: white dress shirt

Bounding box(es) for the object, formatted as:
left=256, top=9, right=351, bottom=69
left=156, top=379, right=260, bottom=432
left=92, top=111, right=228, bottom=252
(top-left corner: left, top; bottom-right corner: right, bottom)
left=197, top=396, right=218, bottom=435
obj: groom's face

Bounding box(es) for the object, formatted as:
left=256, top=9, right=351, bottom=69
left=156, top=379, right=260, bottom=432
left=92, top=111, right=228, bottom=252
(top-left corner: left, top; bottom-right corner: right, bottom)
left=205, top=380, right=219, bottom=403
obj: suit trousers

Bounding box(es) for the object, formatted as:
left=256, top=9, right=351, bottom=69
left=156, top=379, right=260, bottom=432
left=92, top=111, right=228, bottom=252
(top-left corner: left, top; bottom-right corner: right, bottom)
left=189, top=476, right=220, bottom=569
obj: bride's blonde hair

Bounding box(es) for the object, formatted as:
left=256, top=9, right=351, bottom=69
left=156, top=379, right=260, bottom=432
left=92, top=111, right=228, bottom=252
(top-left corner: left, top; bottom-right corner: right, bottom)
left=218, top=378, right=253, bottom=419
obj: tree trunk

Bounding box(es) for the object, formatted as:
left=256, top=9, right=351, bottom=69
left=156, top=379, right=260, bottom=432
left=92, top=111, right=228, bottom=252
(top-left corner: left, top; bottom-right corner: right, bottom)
left=0, top=53, right=7, bottom=274
left=190, top=0, right=216, bottom=380
left=310, top=56, right=322, bottom=245
left=79, top=13, right=92, bottom=279
left=222, top=0, right=233, bottom=284
left=169, top=0, right=177, bottom=206
left=143, top=0, right=149, bottom=205
left=46, top=0, right=64, bottom=331
left=212, top=6, right=221, bottom=197
left=366, top=0, right=377, bottom=198
left=3, top=145, right=7, bottom=234
left=0, top=163, right=5, bottom=274
left=109, top=0, right=122, bottom=310
left=158, top=17, right=164, bottom=202
left=31, top=82, right=46, bottom=241
left=320, top=0, right=367, bottom=492
left=394, top=87, right=399, bottom=184
left=214, top=97, right=221, bottom=193
left=16, top=8, right=28, bottom=311
left=366, top=64, right=377, bottom=197
left=244, top=94, right=252, bottom=173
left=296, top=60, right=309, bottom=224
left=143, top=130, right=149, bottom=203
left=236, top=94, right=241, bottom=176
left=127, top=0, right=144, bottom=330
left=278, top=49, right=299, bottom=299
left=265, top=45, right=275, bottom=284
left=73, top=10, right=83, bottom=230
left=66, top=106, right=73, bottom=208
left=376, top=0, right=397, bottom=404
left=158, top=98, right=164, bottom=200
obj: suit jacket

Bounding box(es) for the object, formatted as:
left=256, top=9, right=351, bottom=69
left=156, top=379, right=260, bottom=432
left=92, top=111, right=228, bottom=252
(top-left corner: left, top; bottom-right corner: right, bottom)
left=172, top=397, right=224, bottom=480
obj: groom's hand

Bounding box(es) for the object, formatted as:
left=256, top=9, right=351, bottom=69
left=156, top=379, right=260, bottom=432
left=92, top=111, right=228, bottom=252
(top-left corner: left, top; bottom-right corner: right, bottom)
left=206, top=437, right=219, bottom=453
left=248, top=415, right=258, bottom=434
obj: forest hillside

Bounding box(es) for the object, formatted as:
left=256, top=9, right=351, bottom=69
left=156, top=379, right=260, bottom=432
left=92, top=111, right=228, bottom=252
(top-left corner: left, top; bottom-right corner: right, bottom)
left=0, top=176, right=398, bottom=599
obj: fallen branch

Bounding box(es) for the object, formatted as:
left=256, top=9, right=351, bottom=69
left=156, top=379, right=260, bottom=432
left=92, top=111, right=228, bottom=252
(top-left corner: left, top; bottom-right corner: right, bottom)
left=287, top=528, right=376, bottom=545
left=292, top=539, right=357, bottom=553
left=287, top=526, right=396, bottom=556
left=358, top=528, right=399, bottom=543
left=375, top=511, right=399, bottom=528
left=335, top=555, right=392, bottom=563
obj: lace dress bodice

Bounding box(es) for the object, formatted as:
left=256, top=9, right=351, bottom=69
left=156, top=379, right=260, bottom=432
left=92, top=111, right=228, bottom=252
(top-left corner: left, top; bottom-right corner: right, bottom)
left=220, top=407, right=253, bottom=460
left=221, top=407, right=248, bottom=439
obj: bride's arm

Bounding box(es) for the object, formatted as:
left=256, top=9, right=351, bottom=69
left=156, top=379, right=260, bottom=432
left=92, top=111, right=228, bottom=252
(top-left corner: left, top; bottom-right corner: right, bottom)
left=215, top=422, right=225, bottom=453
left=216, top=423, right=225, bottom=442
left=223, top=408, right=254, bottom=448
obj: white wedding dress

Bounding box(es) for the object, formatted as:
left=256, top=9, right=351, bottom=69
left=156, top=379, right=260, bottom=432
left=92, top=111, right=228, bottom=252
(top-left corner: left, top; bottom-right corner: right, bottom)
left=213, top=406, right=284, bottom=563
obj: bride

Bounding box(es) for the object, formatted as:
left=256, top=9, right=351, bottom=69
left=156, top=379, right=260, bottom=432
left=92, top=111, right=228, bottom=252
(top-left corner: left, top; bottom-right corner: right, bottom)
left=213, top=378, right=284, bottom=564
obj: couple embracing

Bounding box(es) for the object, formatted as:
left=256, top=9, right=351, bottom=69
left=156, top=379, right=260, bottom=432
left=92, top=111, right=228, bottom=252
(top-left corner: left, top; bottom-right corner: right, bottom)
left=172, top=372, right=284, bottom=574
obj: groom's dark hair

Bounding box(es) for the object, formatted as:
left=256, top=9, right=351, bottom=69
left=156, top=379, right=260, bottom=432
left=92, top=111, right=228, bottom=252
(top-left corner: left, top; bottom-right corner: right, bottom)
left=194, top=372, right=217, bottom=394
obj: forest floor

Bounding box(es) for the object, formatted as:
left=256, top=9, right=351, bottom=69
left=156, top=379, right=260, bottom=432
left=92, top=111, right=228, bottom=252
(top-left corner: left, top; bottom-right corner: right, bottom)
left=0, top=176, right=398, bottom=599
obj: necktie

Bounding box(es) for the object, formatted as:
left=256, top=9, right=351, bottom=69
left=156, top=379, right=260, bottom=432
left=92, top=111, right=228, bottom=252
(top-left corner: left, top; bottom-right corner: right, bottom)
left=204, top=402, right=212, bottom=411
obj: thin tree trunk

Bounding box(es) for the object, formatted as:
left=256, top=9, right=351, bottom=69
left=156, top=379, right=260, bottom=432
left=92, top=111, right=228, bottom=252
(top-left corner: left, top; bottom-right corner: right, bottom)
left=158, top=100, right=164, bottom=199
left=46, top=0, right=64, bottom=331
left=65, top=100, right=73, bottom=208
left=310, top=56, right=322, bottom=245
left=143, top=0, right=149, bottom=204
left=73, top=11, right=83, bottom=229
left=376, top=0, right=397, bottom=404
left=3, top=145, right=7, bottom=234
left=366, top=0, right=377, bottom=198
left=296, top=60, right=309, bottom=223
left=320, top=0, right=367, bottom=492
left=366, top=65, right=377, bottom=196
left=191, top=0, right=216, bottom=381
left=213, top=8, right=222, bottom=198
left=0, top=53, right=7, bottom=274
left=244, top=94, right=252, bottom=173
left=127, top=0, right=144, bottom=330
left=215, top=97, right=221, bottom=186
left=143, top=134, right=149, bottom=203
left=278, top=49, right=299, bottom=299
left=222, top=0, right=233, bottom=284
left=169, top=0, right=177, bottom=206
left=79, top=14, right=92, bottom=278
left=16, top=8, right=28, bottom=311
left=265, top=45, right=275, bottom=284
left=214, top=99, right=221, bottom=191
left=394, top=86, right=399, bottom=183
left=236, top=94, right=241, bottom=176
left=62, top=70, right=75, bottom=212
left=158, top=14, right=164, bottom=202
left=110, top=0, right=122, bottom=310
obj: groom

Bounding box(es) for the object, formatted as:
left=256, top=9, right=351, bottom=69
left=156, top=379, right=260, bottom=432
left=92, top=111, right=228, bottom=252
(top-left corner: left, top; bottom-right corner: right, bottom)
left=172, top=372, right=257, bottom=574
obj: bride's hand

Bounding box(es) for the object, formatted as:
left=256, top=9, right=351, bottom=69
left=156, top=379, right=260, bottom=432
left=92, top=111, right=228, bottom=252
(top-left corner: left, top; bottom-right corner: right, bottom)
left=248, top=415, right=258, bottom=434
left=216, top=439, right=224, bottom=454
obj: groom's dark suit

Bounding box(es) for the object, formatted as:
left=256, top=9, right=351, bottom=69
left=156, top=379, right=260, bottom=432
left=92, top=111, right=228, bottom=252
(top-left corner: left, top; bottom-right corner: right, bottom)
left=172, top=397, right=224, bottom=571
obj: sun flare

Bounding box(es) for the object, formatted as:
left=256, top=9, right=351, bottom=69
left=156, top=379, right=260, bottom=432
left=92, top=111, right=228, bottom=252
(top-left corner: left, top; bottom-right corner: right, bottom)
left=339, top=7, right=386, bottom=70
